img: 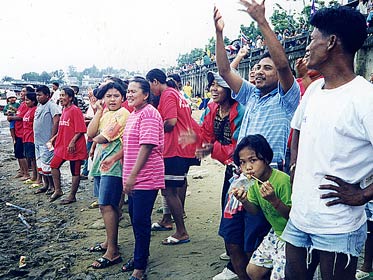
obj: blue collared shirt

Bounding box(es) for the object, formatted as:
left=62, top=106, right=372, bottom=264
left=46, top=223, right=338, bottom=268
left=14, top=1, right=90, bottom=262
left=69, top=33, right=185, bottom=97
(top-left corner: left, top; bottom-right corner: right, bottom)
left=232, top=79, right=300, bottom=163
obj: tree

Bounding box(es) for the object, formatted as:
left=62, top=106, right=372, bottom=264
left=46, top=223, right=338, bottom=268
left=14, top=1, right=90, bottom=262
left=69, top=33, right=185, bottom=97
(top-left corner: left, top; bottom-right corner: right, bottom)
left=240, top=22, right=261, bottom=43
left=40, top=71, right=51, bottom=84
left=2, top=76, right=13, bottom=82
left=50, top=69, right=65, bottom=84
left=22, top=72, right=40, bottom=82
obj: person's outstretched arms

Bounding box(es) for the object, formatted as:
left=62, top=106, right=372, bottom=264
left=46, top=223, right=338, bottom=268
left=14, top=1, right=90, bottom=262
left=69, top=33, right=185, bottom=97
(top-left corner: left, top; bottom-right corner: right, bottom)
left=239, top=0, right=294, bottom=92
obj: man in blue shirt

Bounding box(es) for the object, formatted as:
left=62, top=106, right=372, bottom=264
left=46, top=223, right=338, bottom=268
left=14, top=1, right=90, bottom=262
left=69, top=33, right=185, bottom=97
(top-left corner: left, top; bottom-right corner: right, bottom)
left=212, top=1, right=300, bottom=279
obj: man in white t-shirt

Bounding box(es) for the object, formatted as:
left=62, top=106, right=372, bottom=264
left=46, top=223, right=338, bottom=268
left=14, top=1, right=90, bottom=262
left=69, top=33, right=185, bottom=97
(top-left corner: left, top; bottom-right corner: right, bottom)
left=281, top=6, right=373, bottom=280
left=50, top=82, right=61, bottom=106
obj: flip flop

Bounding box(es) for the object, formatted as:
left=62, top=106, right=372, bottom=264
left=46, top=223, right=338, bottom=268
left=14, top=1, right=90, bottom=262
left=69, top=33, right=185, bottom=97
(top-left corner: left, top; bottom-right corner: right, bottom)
left=88, top=201, right=99, bottom=209
left=121, top=258, right=135, bottom=272
left=151, top=222, right=172, bottom=231
left=355, top=270, right=370, bottom=280
left=23, top=179, right=36, bottom=184
left=161, top=236, right=190, bottom=245
left=30, top=183, right=43, bottom=189
left=60, top=198, right=77, bottom=205
left=46, top=189, right=54, bottom=195
left=91, top=256, right=122, bottom=269
left=34, top=187, right=48, bottom=194
left=88, top=243, right=107, bottom=253
left=49, top=193, right=63, bottom=202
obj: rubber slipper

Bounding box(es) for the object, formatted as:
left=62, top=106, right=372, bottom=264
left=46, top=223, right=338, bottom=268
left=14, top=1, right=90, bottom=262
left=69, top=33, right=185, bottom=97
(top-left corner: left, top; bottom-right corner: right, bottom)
left=60, top=198, right=77, bottom=205
left=91, top=256, right=122, bottom=269
left=356, top=270, right=370, bottom=280
left=151, top=222, right=172, bottom=231
left=89, top=243, right=107, bottom=253
left=34, top=187, right=48, bottom=194
left=30, top=183, right=42, bottom=189
left=46, top=189, right=54, bottom=195
left=23, top=178, right=36, bottom=184
left=121, top=258, right=135, bottom=272
left=161, top=236, right=190, bottom=245
left=49, top=193, right=63, bottom=202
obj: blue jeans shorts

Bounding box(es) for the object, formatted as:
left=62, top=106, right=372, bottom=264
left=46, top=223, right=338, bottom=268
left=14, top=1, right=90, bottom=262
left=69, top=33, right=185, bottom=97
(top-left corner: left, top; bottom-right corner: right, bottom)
left=281, top=218, right=367, bottom=257
left=94, top=176, right=123, bottom=208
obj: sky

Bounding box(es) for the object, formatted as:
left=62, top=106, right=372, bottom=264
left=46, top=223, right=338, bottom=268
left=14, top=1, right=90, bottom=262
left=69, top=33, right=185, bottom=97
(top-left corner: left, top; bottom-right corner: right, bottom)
left=0, top=0, right=313, bottom=79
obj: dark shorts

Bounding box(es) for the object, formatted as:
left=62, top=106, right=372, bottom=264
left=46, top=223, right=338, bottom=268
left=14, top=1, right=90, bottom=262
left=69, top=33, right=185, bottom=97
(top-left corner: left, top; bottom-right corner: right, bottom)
left=219, top=193, right=271, bottom=252
left=93, top=176, right=123, bottom=208
left=14, top=136, right=25, bottom=159
left=164, top=156, right=200, bottom=188
left=50, top=155, right=82, bottom=176
left=23, top=142, right=35, bottom=159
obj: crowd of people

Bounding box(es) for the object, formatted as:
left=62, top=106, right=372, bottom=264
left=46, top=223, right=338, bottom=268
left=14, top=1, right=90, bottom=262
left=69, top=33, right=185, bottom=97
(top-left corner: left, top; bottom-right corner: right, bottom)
left=2, top=1, right=373, bottom=280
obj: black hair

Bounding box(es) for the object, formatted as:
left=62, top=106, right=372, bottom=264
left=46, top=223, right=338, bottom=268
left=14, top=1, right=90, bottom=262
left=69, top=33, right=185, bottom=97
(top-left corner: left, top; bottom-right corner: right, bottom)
left=71, top=85, right=79, bottom=94
left=36, top=85, right=51, bottom=96
left=146, top=68, right=167, bottom=84
left=233, top=134, right=273, bottom=166
left=310, top=6, right=367, bottom=54
left=25, top=85, right=35, bottom=93
left=129, top=77, right=151, bottom=104
left=52, top=82, right=59, bottom=87
left=62, top=87, right=78, bottom=106
left=25, top=92, right=38, bottom=106
left=95, top=82, right=126, bottom=99
left=259, top=52, right=271, bottom=61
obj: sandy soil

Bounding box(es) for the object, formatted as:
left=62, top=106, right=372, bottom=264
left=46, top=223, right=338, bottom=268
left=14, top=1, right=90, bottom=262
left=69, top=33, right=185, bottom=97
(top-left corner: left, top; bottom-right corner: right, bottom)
left=0, top=111, right=229, bottom=280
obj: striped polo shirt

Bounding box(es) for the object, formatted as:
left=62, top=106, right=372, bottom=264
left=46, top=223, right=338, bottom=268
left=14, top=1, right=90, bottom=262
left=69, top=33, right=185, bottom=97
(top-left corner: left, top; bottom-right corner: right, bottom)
left=233, top=79, right=300, bottom=163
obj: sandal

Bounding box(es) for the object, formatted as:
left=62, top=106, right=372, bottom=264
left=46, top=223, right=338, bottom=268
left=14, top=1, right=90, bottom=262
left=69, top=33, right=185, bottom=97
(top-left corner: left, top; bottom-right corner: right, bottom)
left=89, top=243, right=107, bottom=253
left=91, top=256, right=122, bottom=269
left=34, top=187, right=48, bottom=194
left=121, top=258, right=135, bottom=272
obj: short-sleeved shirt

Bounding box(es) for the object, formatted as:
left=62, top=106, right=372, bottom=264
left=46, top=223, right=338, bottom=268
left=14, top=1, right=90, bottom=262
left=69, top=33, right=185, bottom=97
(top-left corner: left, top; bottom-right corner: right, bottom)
left=232, top=79, right=300, bottom=163
left=157, top=87, right=197, bottom=158
left=54, top=105, right=87, bottom=161
left=122, top=104, right=165, bottom=191
left=34, top=100, right=62, bottom=145
left=14, top=102, right=29, bottom=139
left=248, top=169, right=291, bottom=237
left=23, top=106, right=37, bottom=143
left=90, top=107, right=129, bottom=178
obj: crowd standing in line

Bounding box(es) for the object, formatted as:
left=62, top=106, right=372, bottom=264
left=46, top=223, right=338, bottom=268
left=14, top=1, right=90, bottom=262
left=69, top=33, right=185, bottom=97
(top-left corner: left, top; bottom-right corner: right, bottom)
left=2, top=2, right=373, bottom=280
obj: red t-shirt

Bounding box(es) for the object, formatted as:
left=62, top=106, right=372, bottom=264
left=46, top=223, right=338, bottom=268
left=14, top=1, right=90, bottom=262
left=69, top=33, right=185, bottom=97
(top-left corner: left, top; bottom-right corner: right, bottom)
left=54, top=105, right=87, bottom=160
left=157, top=87, right=198, bottom=158
left=15, top=102, right=28, bottom=139
left=23, top=106, right=37, bottom=143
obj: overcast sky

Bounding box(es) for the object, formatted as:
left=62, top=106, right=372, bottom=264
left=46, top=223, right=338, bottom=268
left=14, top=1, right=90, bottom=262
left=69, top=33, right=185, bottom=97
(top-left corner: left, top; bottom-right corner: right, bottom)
left=1, top=0, right=313, bottom=79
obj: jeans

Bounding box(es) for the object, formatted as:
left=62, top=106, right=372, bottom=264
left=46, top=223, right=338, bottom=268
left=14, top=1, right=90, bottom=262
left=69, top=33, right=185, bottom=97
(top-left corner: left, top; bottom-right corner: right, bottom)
left=128, top=189, right=158, bottom=270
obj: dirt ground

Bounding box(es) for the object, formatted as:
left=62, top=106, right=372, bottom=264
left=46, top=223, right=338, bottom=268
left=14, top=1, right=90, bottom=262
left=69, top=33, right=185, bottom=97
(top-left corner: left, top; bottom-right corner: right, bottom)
left=0, top=111, right=229, bottom=280
left=1, top=110, right=371, bottom=280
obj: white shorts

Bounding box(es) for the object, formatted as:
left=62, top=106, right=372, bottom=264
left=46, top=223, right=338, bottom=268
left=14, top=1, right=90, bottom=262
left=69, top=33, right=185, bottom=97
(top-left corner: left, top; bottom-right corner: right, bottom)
left=35, top=143, right=54, bottom=175
left=250, top=228, right=286, bottom=280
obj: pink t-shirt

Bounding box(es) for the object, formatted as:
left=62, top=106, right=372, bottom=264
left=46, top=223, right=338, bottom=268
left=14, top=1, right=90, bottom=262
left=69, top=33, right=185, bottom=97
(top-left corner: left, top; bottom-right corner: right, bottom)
left=122, top=104, right=165, bottom=191
left=23, top=106, right=37, bottom=143
left=157, top=87, right=198, bottom=158
left=54, top=105, right=87, bottom=160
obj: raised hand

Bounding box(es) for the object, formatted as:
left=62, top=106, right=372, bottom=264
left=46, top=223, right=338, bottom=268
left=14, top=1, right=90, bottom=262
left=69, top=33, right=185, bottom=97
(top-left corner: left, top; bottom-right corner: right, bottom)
left=239, top=0, right=266, bottom=24
left=213, top=5, right=224, bottom=33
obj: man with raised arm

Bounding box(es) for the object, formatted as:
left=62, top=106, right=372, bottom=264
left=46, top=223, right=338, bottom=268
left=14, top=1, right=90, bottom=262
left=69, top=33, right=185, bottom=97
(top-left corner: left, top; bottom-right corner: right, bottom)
left=213, top=1, right=300, bottom=279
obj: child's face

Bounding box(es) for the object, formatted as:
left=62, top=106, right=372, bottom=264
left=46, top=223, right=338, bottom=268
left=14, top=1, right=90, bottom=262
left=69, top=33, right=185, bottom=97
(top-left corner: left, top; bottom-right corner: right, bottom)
left=104, top=88, right=122, bottom=111
left=238, top=147, right=268, bottom=181
left=7, top=97, right=17, bottom=104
